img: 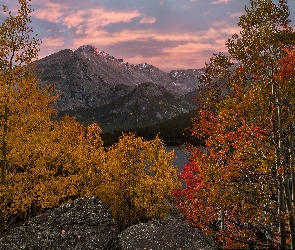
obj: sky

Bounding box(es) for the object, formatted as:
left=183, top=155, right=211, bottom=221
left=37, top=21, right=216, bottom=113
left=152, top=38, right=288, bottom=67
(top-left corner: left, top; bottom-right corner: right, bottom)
left=1, top=0, right=295, bottom=72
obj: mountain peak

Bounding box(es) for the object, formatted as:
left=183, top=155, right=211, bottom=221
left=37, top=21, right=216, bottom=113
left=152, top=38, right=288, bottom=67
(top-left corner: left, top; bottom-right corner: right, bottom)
left=75, top=45, right=165, bottom=73
left=75, top=45, right=126, bottom=66
left=35, top=45, right=203, bottom=131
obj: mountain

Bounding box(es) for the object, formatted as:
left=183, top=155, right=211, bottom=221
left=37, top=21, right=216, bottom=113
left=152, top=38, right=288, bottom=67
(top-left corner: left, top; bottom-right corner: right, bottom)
left=36, top=45, right=202, bottom=131
left=58, top=82, right=193, bottom=132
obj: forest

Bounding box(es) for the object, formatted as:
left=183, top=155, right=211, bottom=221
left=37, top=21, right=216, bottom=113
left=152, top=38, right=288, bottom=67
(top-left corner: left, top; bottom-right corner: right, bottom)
left=101, top=109, right=201, bottom=147
left=1, top=0, right=295, bottom=249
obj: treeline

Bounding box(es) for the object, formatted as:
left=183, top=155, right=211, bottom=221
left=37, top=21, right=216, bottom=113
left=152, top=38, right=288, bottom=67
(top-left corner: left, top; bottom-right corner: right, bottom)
left=102, top=109, right=202, bottom=147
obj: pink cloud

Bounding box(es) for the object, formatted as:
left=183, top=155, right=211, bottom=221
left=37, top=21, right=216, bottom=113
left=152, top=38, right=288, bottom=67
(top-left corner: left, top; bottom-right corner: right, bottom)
left=29, top=0, right=251, bottom=72
left=32, top=4, right=141, bottom=31
left=62, top=8, right=141, bottom=31
left=69, top=29, right=153, bottom=48
left=126, top=52, right=206, bottom=72
left=38, top=37, right=66, bottom=59
left=211, top=20, right=242, bottom=35
left=62, top=11, right=86, bottom=29
left=211, top=0, right=232, bottom=4
left=63, top=24, right=235, bottom=71
left=42, top=37, right=65, bottom=47
left=32, top=2, right=63, bottom=23
left=163, top=42, right=225, bottom=54
left=228, top=12, right=244, bottom=18
left=67, top=20, right=238, bottom=51
left=139, top=17, right=157, bottom=24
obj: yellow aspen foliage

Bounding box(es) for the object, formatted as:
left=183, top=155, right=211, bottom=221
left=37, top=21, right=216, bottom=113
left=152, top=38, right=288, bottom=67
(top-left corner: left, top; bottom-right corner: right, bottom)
left=94, top=133, right=181, bottom=227
left=70, top=121, right=105, bottom=197
left=0, top=0, right=179, bottom=235
left=4, top=114, right=105, bottom=218
left=0, top=0, right=58, bottom=225
left=0, top=1, right=107, bottom=223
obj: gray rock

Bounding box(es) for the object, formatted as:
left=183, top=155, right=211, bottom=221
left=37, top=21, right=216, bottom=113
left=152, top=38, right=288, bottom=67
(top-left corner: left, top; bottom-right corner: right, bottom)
left=0, top=197, right=120, bottom=250
left=119, top=216, right=217, bottom=250
left=0, top=197, right=216, bottom=250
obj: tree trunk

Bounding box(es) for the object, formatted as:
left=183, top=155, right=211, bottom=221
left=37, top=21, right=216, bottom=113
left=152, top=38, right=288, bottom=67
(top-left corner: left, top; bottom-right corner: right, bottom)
left=283, top=176, right=295, bottom=249
left=279, top=176, right=287, bottom=249
left=273, top=89, right=287, bottom=248
left=0, top=105, right=8, bottom=237
left=220, top=210, right=226, bottom=247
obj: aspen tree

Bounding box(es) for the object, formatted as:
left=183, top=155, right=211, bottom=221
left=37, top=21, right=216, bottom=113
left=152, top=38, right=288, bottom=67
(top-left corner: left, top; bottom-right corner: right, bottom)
left=0, top=0, right=56, bottom=235
left=96, top=133, right=180, bottom=229
left=174, top=0, right=295, bottom=248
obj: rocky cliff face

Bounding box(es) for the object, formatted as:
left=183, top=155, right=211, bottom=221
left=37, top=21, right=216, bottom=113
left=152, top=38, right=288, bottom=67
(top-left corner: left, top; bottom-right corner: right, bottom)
left=36, top=48, right=132, bottom=111
left=36, top=45, right=202, bottom=131
left=169, top=69, right=203, bottom=95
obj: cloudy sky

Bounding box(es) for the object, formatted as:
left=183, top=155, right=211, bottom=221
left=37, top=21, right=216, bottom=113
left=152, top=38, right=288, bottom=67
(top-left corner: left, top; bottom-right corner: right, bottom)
left=2, top=0, right=295, bottom=72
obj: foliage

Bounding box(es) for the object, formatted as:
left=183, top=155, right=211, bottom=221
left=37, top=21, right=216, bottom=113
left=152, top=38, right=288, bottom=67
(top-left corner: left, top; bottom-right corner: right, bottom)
left=173, top=148, right=219, bottom=232
left=95, top=133, right=181, bottom=229
left=174, top=0, right=295, bottom=248
left=9, top=117, right=102, bottom=209
left=0, top=0, right=181, bottom=235
left=0, top=0, right=57, bottom=231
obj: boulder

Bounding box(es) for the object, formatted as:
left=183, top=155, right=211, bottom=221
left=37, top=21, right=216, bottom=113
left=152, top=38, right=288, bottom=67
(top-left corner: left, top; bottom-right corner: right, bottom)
left=0, top=197, right=120, bottom=250
left=0, top=197, right=217, bottom=250
left=119, top=216, right=217, bottom=250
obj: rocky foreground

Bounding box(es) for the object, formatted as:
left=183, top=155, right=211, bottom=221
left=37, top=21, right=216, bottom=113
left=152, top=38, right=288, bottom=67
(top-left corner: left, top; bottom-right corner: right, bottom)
left=0, top=197, right=217, bottom=250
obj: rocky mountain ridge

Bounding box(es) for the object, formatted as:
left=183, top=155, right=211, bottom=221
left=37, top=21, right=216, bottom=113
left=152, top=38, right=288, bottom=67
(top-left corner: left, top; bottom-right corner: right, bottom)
left=36, top=45, right=203, bottom=131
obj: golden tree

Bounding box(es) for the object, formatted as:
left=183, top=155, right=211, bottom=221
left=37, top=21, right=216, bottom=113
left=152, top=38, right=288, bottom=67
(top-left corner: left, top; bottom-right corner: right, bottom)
left=0, top=0, right=180, bottom=238
left=95, top=133, right=181, bottom=230
left=0, top=0, right=58, bottom=235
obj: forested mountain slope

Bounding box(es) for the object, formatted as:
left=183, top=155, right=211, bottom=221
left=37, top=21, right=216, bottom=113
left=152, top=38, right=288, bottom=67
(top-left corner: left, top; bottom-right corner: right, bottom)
left=36, top=45, right=201, bottom=131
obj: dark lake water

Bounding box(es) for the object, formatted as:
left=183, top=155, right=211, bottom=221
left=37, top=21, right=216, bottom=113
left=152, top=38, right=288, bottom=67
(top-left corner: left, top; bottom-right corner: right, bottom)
left=166, top=146, right=189, bottom=172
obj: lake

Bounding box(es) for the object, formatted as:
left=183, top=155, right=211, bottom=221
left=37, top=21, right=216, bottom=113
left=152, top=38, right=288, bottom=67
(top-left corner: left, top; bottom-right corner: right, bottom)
left=166, top=146, right=189, bottom=172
